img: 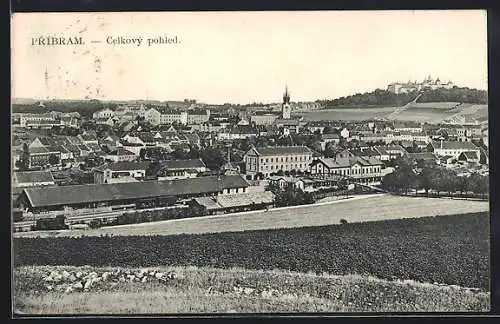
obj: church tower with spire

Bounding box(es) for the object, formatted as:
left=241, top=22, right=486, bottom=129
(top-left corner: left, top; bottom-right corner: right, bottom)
left=282, top=85, right=291, bottom=119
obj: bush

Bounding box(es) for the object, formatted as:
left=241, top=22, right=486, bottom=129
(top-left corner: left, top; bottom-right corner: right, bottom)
left=13, top=210, right=23, bottom=223
left=34, top=216, right=67, bottom=231
left=88, top=219, right=102, bottom=229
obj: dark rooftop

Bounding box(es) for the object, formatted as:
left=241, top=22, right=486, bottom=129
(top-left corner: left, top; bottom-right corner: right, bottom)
left=431, top=141, right=478, bottom=150
left=405, top=152, right=437, bottom=161
left=14, top=171, right=55, bottom=185
left=160, top=159, right=207, bottom=170
left=459, top=151, right=479, bottom=160
left=252, top=146, right=313, bottom=156
left=95, top=161, right=150, bottom=172
left=22, top=175, right=249, bottom=208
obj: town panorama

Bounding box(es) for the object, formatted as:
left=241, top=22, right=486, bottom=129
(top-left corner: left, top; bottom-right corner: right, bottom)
left=12, top=78, right=490, bottom=313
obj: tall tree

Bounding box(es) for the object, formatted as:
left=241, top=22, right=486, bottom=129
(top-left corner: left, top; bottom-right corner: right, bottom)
left=416, top=163, right=436, bottom=196
left=48, top=154, right=60, bottom=166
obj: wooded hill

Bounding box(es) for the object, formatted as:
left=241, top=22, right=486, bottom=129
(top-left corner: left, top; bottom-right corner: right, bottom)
left=317, top=87, right=487, bottom=109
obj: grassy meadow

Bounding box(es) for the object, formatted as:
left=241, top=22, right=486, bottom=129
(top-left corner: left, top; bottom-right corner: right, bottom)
left=299, top=102, right=487, bottom=123
left=13, top=265, right=490, bottom=314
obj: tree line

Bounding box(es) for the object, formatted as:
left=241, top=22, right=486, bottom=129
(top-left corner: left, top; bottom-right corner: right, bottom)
left=12, top=100, right=118, bottom=118
left=418, top=87, right=487, bottom=104
left=381, top=158, right=488, bottom=197
left=268, top=183, right=315, bottom=207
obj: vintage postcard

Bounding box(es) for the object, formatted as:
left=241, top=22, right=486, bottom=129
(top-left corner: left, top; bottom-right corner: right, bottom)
left=11, top=10, right=489, bottom=315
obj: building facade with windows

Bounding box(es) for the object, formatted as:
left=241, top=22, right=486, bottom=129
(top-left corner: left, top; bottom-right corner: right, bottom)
left=93, top=162, right=149, bottom=184
left=309, top=156, right=384, bottom=185
left=187, top=109, right=210, bottom=124
left=429, top=140, right=480, bottom=159
left=244, top=146, right=315, bottom=178
left=145, top=107, right=210, bottom=126
left=387, top=76, right=454, bottom=94
left=19, top=113, right=60, bottom=129
left=250, top=114, right=279, bottom=126
left=92, top=109, right=115, bottom=119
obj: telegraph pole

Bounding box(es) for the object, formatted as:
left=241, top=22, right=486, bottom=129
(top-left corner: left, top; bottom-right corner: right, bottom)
left=346, top=177, right=349, bottom=199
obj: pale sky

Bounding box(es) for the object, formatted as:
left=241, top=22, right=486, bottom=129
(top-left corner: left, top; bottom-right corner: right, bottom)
left=11, top=10, right=488, bottom=104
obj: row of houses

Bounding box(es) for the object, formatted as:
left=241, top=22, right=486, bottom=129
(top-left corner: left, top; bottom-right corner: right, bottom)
left=144, top=107, right=210, bottom=126
left=14, top=125, right=207, bottom=169
left=432, top=125, right=486, bottom=143
left=17, top=132, right=102, bottom=168
left=92, top=105, right=211, bottom=127
left=310, top=156, right=385, bottom=186
left=242, top=140, right=484, bottom=179
left=14, top=112, right=81, bottom=129
left=15, top=139, right=483, bottom=188
left=352, top=130, right=431, bottom=144
left=349, top=125, right=486, bottom=147
left=92, top=159, right=209, bottom=184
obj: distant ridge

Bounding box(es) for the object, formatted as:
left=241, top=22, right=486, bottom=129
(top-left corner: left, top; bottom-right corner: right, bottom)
left=12, top=98, right=39, bottom=105
left=317, top=87, right=487, bottom=110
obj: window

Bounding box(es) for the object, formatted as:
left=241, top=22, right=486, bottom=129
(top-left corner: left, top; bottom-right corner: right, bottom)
left=236, top=188, right=239, bottom=193
left=271, top=158, right=274, bottom=162
left=281, top=157, right=284, bottom=162
left=266, top=158, right=269, bottom=163
left=243, top=187, right=246, bottom=193
left=295, top=157, right=298, bottom=162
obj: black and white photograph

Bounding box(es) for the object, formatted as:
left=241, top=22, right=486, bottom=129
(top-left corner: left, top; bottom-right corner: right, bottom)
left=11, top=10, right=490, bottom=314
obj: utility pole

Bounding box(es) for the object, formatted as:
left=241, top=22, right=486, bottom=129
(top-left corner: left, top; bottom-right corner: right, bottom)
left=346, top=177, right=349, bottom=199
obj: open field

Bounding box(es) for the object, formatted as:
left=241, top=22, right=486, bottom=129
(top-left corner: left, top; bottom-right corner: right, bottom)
left=389, top=102, right=465, bottom=123
left=446, top=104, right=489, bottom=122
left=410, top=102, right=460, bottom=109
left=301, top=107, right=398, bottom=121
left=394, top=103, right=488, bottom=124
left=391, top=108, right=457, bottom=123
left=14, top=212, right=490, bottom=289
left=446, top=103, right=477, bottom=113
left=14, top=194, right=489, bottom=238
left=13, top=265, right=490, bottom=314
left=300, top=102, right=487, bottom=123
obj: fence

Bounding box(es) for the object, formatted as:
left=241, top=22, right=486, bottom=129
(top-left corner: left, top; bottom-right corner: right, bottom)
left=312, top=185, right=378, bottom=200
left=402, top=191, right=488, bottom=201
